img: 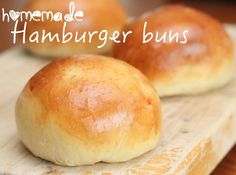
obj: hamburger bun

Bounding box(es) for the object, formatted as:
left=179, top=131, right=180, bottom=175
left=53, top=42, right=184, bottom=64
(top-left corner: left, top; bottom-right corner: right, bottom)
left=113, top=5, right=234, bottom=96
left=15, top=55, right=162, bottom=166
left=20, top=0, right=127, bottom=57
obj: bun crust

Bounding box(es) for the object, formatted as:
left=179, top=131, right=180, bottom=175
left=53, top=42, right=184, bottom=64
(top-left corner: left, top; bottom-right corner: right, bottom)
left=113, top=5, right=234, bottom=96
left=21, top=0, right=127, bottom=57
left=15, top=55, right=161, bottom=166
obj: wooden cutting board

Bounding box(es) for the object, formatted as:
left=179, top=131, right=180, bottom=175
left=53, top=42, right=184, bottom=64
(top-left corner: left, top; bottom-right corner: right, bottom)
left=0, top=25, right=236, bottom=175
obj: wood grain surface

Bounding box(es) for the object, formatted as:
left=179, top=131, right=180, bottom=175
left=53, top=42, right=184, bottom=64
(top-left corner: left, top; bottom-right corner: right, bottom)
left=0, top=25, right=236, bottom=175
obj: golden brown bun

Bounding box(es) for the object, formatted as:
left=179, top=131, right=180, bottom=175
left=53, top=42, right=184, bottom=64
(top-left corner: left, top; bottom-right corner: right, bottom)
left=21, top=0, right=127, bottom=57
left=15, top=55, right=162, bottom=166
left=113, top=5, right=234, bottom=97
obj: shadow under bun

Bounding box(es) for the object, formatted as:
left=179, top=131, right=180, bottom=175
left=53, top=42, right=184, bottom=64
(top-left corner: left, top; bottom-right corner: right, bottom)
left=113, top=5, right=234, bottom=97
left=15, top=55, right=162, bottom=166
left=20, top=0, right=128, bottom=57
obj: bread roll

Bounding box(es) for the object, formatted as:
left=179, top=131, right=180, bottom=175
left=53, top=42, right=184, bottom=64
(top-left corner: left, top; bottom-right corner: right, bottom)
left=113, top=5, right=234, bottom=97
left=20, top=0, right=127, bottom=57
left=15, top=55, right=162, bottom=166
